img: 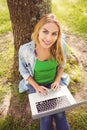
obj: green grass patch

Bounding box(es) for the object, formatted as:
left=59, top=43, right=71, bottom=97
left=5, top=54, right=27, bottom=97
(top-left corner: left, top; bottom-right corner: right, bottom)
left=66, top=63, right=82, bottom=95
left=0, top=115, right=39, bottom=130
left=0, top=106, right=86, bottom=130
left=11, top=83, right=28, bottom=104
left=52, top=0, right=87, bottom=40
left=66, top=63, right=82, bottom=83
left=65, top=45, right=82, bottom=94
left=68, top=106, right=87, bottom=130
left=65, top=45, right=82, bottom=85
left=0, top=84, right=11, bottom=104
left=0, top=33, right=14, bottom=103
left=0, top=89, right=6, bottom=103
left=0, top=36, right=14, bottom=78
left=0, top=0, right=12, bottom=35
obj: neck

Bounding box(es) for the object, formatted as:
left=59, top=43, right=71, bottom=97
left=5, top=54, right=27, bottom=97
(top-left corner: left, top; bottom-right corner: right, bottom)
left=35, top=44, right=51, bottom=61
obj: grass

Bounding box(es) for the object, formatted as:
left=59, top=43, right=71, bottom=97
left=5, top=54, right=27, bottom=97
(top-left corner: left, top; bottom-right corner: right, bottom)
left=65, top=46, right=82, bottom=84
left=0, top=0, right=87, bottom=130
left=0, top=32, right=14, bottom=104
left=52, top=0, right=87, bottom=40
left=0, top=0, right=12, bottom=35
left=0, top=89, right=7, bottom=103
left=0, top=115, right=40, bottom=130
left=68, top=106, right=87, bottom=130
left=0, top=0, right=13, bottom=103
left=0, top=35, right=14, bottom=78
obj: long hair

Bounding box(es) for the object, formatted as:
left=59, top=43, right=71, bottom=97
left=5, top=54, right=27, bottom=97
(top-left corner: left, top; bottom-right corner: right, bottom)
left=31, top=13, right=65, bottom=65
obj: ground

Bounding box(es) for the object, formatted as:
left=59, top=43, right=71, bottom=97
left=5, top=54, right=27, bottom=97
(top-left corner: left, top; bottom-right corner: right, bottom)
left=66, top=32, right=87, bottom=101
left=0, top=32, right=87, bottom=118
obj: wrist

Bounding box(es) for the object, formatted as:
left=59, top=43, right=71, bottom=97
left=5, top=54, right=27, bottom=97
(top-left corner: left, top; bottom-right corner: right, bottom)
left=54, top=78, right=60, bottom=83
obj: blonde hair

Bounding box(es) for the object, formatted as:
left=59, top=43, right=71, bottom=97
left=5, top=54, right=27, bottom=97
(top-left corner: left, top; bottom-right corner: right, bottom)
left=31, top=13, right=65, bottom=65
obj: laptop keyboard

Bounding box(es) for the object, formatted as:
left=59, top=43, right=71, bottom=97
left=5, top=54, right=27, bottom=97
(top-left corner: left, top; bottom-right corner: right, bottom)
left=36, top=96, right=71, bottom=113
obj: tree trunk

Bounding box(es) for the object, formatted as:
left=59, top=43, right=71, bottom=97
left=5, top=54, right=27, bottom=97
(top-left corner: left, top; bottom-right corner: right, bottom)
left=7, top=0, right=51, bottom=81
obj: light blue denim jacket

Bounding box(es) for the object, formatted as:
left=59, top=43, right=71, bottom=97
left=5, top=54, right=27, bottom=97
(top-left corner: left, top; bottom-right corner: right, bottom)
left=18, top=34, right=70, bottom=93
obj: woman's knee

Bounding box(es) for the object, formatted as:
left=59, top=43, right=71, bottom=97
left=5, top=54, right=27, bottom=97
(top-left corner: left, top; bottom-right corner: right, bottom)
left=40, top=116, right=53, bottom=130
left=54, top=111, right=66, bottom=120
left=41, top=116, right=52, bottom=124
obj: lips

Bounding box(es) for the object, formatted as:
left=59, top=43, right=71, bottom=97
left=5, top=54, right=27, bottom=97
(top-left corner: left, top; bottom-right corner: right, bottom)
left=43, top=40, right=52, bottom=46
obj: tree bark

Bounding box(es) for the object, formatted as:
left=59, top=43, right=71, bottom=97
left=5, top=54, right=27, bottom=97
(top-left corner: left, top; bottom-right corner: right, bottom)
left=7, top=0, right=51, bottom=81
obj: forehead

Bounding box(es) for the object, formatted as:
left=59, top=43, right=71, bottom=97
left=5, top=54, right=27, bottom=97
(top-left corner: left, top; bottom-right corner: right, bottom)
left=40, top=22, right=59, bottom=32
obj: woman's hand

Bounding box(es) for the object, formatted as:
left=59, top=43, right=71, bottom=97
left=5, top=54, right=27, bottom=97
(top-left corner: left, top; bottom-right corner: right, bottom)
left=27, top=76, right=49, bottom=95
left=35, top=85, right=49, bottom=95
left=51, top=81, right=61, bottom=91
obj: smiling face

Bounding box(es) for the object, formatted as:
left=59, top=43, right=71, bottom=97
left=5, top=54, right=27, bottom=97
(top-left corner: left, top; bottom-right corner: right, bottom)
left=38, top=22, right=59, bottom=49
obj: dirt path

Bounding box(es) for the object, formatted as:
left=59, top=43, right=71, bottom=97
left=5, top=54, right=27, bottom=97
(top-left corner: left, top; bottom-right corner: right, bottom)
left=66, top=33, right=87, bottom=101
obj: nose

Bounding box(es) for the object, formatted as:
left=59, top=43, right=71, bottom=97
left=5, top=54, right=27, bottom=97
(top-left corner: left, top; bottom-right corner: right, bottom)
left=46, top=34, right=52, bottom=42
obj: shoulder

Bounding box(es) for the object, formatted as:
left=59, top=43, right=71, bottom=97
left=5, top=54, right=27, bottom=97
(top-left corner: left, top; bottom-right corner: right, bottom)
left=19, top=41, right=35, bottom=54
left=18, top=41, right=36, bottom=64
left=19, top=41, right=35, bottom=51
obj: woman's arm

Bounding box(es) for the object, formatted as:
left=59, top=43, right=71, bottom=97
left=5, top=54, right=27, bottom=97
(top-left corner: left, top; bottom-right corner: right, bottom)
left=51, top=66, right=64, bottom=90
left=19, top=45, right=31, bottom=81
left=27, top=76, right=49, bottom=95
left=55, top=66, right=64, bottom=83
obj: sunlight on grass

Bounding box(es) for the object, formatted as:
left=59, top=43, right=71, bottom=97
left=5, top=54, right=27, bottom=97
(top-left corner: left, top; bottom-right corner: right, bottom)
left=0, top=89, right=6, bottom=103
left=0, top=0, right=12, bottom=35
left=0, top=115, right=39, bottom=130
left=0, top=85, right=11, bottom=116
left=0, top=37, right=14, bottom=77
left=65, top=45, right=82, bottom=85
left=66, top=63, right=82, bottom=84
left=0, top=33, right=14, bottom=104
left=52, top=0, right=87, bottom=40
left=68, top=106, right=87, bottom=130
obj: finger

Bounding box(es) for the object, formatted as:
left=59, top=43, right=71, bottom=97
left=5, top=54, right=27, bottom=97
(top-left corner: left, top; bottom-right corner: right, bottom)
left=39, top=88, right=48, bottom=95
left=43, top=88, right=49, bottom=95
left=55, top=85, right=61, bottom=91
left=51, top=83, right=56, bottom=89
left=52, top=85, right=57, bottom=91
left=52, top=84, right=60, bottom=91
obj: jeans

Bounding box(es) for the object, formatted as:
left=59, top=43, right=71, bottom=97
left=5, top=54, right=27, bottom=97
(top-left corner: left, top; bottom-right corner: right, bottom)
left=40, top=112, right=70, bottom=130
left=28, top=83, right=70, bottom=130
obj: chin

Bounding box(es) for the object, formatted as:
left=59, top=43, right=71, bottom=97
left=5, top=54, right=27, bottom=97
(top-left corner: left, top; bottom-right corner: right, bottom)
left=43, top=45, right=50, bottom=48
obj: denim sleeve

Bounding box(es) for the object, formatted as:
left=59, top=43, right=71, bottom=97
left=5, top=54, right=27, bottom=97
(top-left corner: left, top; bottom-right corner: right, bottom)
left=62, top=39, right=67, bottom=62
left=60, top=33, right=67, bottom=68
left=18, top=46, right=30, bottom=81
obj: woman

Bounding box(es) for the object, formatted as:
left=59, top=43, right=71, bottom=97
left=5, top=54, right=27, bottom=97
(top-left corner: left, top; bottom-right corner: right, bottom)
left=19, top=13, right=70, bottom=130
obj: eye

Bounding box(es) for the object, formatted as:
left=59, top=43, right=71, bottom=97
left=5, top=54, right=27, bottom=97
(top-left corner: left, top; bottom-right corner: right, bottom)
left=43, top=30, right=48, bottom=34
left=52, top=32, right=58, bottom=36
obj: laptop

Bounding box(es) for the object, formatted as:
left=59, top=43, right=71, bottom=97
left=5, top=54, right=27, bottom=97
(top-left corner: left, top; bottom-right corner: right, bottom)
left=28, top=86, right=87, bottom=119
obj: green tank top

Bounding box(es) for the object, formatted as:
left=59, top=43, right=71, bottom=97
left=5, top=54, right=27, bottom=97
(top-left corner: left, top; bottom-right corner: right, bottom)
left=33, top=58, right=59, bottom=84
